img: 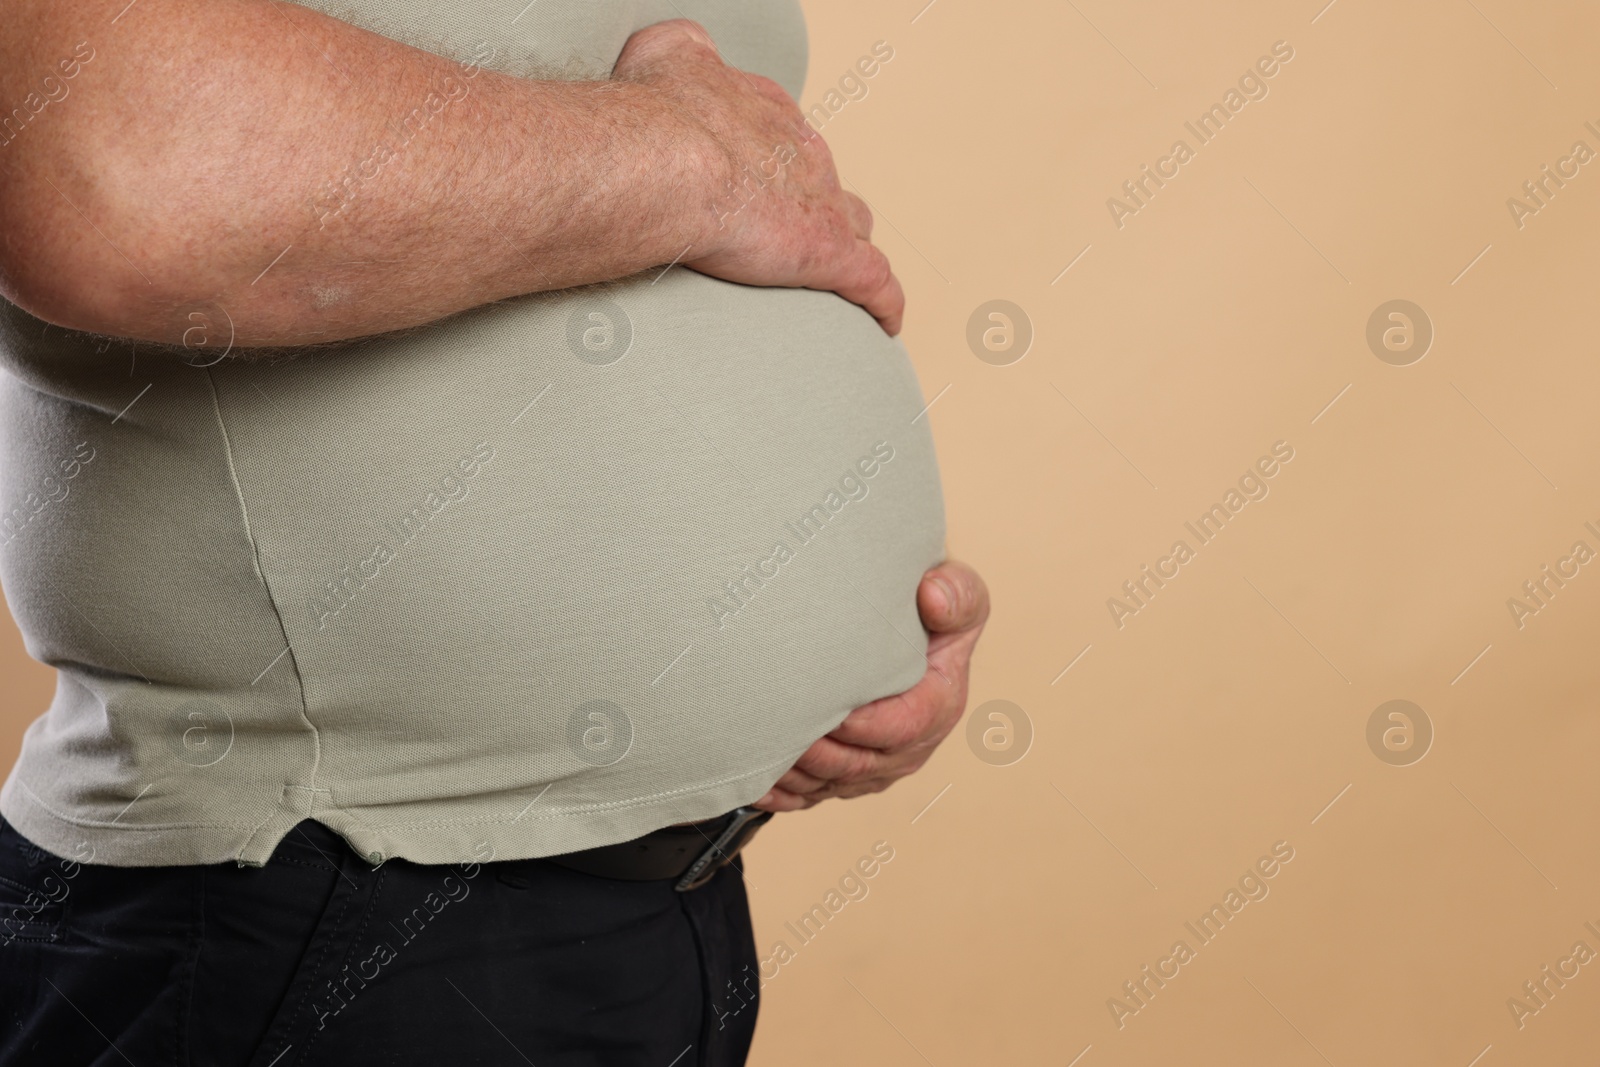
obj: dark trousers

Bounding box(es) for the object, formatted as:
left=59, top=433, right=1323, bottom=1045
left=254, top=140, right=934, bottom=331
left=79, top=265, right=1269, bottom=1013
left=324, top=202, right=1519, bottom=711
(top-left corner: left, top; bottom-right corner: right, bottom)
left=0, top=817, right=761, bottom=1066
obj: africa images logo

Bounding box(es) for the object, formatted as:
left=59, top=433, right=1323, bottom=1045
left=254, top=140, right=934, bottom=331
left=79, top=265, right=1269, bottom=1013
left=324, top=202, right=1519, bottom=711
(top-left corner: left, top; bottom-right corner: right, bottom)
left=708, top=441, right=896, bottom=630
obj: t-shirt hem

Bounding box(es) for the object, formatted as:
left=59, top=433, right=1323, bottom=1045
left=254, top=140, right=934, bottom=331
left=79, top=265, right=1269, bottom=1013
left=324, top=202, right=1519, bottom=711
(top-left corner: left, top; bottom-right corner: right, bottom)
left=0, top=757, right=795, bottom=868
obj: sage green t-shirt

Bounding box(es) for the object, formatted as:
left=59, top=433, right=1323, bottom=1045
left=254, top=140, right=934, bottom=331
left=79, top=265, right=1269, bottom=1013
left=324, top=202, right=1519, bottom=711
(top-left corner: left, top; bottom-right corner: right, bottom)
left=0, top=0, right=946, bottom=867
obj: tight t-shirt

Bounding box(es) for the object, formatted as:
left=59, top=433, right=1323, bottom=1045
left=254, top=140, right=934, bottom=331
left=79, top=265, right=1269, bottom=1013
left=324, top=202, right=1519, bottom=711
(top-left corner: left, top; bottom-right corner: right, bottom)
left=0, top=0, right=946, bottom=867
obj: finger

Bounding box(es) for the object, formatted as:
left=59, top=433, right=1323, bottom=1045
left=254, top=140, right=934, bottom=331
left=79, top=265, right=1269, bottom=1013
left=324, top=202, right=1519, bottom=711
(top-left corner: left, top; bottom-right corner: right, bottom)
left=917, top=559, right=991, bottom=636
left=748, top=72, right=800, bottom=107
left=821, top=777, right=896, bottom=801
left=792, top=736, right=884, bottom=782
left=824, top=567, right=990, bottom=749
left=768, top=764, right=831, bottom=795
left=924, top=601, right=986, bottom=682
left=613, top=18, right=719, bottom=79
left=754, top=786, right=818, bottom=812
left=826, top=685, right=939, bottom=751
left=843, top=192, right=874, bottom=240
left=872, top=268, right=905, bottom=336
left=813, top=241, right=903, bottom=337
left=831, top=630, right=982, bottom=750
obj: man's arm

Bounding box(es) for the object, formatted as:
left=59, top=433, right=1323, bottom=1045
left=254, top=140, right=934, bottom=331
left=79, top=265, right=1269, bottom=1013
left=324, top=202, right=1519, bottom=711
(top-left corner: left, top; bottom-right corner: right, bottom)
left=0, top=7, right=903, bottom=349
left=754, top=560, right=991, bottom=812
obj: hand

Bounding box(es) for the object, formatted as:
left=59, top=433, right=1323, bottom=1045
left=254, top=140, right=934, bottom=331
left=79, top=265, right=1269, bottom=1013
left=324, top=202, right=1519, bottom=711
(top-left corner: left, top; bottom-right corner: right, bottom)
left=753, top=560, right=991, bottom=812
left=612, top=20, right=906, bottom=335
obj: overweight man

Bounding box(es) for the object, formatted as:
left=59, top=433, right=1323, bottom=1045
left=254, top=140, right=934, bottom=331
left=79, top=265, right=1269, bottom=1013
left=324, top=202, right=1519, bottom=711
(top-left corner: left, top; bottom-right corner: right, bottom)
left=0, top=1, right=988, bottom=1064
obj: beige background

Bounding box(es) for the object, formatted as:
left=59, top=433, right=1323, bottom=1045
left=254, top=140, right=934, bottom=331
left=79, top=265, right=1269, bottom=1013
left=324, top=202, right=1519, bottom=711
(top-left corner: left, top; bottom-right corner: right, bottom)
left=8, top=0, right=1600, bottom=1062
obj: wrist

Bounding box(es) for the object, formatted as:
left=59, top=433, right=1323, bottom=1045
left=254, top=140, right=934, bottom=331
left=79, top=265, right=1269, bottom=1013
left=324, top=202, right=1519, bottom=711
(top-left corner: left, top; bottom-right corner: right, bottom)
left=657, top=97, right=739, bottom=260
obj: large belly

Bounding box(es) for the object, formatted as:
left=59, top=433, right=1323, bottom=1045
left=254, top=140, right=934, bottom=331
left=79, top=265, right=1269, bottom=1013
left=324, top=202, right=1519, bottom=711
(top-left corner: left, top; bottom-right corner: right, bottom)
left=212, top=268, right=947, bottom=828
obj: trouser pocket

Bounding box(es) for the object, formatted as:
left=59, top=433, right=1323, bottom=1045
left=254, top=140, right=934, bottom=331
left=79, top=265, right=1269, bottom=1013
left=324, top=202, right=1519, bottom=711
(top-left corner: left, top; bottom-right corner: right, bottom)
left=242, top=824, right=387, bottom=1067
left=0, top=818, right=196, bottom=1067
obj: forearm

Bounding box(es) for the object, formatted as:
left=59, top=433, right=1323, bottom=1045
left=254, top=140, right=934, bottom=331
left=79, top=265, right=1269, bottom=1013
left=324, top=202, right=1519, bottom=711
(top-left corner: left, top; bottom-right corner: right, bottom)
left=0, top=0, right=724, bottom=347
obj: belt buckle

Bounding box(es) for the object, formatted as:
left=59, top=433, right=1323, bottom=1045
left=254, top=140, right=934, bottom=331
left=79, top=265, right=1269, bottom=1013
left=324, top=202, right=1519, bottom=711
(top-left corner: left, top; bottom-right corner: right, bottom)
left=674, top=807, right=773, bottom=892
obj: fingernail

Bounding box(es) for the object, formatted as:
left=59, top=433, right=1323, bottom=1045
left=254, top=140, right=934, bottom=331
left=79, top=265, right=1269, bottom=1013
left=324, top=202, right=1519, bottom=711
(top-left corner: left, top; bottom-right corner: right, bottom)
left=930, top=576, right=955, bottom=614
left=757, top=791, right=775, bottom=806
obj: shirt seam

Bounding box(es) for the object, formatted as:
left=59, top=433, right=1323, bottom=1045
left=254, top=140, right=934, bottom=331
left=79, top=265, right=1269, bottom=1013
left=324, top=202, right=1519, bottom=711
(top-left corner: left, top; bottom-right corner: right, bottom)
left=203, top=369, right=323, bottom=796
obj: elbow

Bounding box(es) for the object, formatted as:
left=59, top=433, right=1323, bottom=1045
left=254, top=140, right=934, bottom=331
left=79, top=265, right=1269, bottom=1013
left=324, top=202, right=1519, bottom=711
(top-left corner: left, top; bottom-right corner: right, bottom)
left=0, top=213, right=155, bottom=341
left=0, top=162, right=199, bottom=342
left=0, top=241, right=141, bottom=339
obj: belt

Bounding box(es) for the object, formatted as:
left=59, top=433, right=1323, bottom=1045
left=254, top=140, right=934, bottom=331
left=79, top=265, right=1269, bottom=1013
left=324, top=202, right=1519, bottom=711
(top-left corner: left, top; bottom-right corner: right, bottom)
left=543, top=807, right=774, bottom=892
